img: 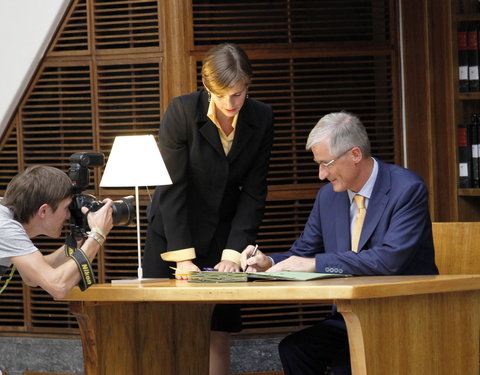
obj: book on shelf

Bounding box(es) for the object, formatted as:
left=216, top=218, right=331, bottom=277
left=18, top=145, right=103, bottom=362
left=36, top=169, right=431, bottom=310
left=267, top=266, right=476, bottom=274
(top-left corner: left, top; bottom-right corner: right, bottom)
left=471, top=114, right=480, bottom=188
left=458, top=122, right=472, bottom=188
left=457, top=21, right=480, bottom=92
left=468, top=22, right=480, bottom=92
left=457, top=114, right=480, bottom=189
left=459, top=21, right=469, bottom=92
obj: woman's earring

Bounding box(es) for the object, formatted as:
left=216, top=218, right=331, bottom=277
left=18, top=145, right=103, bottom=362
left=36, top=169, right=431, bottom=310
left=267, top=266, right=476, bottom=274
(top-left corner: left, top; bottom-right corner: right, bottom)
left=207, top=91, right=211, bottom=102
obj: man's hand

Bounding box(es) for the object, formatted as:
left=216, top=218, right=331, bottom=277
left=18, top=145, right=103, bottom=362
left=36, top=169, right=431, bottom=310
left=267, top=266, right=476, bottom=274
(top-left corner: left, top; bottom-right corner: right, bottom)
left=214, top=260, right=240, bottom=272
left=267, top=256, right=315, bottom=272
left=240, top=245, right=272, bottom=272
left=82, top=198, right=114, bottom=237
left=175, top=260, right=200, bottom=280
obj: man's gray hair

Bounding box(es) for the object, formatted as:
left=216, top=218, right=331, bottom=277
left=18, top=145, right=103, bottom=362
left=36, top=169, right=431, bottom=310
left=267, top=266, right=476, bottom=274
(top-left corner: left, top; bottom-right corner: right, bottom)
left=306, top=112, right=371, bottom=157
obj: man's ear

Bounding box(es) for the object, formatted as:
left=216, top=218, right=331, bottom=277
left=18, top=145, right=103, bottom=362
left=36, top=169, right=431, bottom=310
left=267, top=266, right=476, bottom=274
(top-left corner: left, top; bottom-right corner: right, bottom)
left=37, top=203, right=50, bottom=218
left=351, top=147, right=363, bottom=163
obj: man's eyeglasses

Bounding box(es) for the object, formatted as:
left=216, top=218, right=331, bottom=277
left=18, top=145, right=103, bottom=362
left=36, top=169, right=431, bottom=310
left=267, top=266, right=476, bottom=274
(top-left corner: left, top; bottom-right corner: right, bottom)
left=314, top=148, right=352, bottom=169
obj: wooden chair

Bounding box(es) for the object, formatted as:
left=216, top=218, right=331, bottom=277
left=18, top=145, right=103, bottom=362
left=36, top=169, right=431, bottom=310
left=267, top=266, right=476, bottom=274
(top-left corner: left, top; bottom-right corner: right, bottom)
left=432, top=222, right=480, bottom=274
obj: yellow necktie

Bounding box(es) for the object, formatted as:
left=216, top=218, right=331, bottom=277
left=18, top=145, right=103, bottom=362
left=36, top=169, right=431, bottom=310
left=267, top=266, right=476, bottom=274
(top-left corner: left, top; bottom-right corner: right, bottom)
left=352, top=195, right=366, bottom=253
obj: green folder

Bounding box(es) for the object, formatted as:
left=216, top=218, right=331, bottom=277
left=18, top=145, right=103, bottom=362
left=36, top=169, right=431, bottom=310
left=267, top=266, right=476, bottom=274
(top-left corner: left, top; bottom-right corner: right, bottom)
left=248, top=271, right=351, bottom=281
left=188, top=270, right=351, bottom=283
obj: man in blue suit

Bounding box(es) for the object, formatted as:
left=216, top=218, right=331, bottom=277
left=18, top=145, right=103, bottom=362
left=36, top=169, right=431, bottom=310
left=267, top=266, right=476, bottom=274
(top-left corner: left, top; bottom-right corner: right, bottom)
left=241, top=111, right=438, bottom=375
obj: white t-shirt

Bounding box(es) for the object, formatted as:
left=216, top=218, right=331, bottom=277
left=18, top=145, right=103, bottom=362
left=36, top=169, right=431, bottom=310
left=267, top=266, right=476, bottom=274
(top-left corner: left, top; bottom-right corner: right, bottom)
left=0, top=204, right=38, bottom=273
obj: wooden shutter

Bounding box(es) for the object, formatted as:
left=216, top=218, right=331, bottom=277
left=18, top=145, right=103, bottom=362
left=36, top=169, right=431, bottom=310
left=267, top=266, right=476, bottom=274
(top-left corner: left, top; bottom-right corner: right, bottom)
left=28, top=235, right=78, bottom=330
left=95, top=60, right=161, bottom=281
left=0, top=123, right=19, bottom=190
left=0, top=121, right=24, bottom=332
left=93, top=0, right=160, bottom=52
left=241, top=303, right=333, bottom=334
left=96, top=61, right=162, bottom=145
left=49, top=0, right=89, bottom=55
left=21, top=64, right=94, bottom=167
left=192, top=0, right=391, bottom=45
left=0, top=274, right=25, bottom=331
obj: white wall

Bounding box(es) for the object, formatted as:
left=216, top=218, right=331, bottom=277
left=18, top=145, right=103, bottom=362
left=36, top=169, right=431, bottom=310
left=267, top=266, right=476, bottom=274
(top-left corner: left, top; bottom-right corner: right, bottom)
left=0, top=0, right=71, bottom=137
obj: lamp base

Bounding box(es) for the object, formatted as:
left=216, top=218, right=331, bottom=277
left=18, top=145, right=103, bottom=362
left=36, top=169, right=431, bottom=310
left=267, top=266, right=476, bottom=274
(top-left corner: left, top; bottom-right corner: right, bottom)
left=111, top=278, right=169, bottom=284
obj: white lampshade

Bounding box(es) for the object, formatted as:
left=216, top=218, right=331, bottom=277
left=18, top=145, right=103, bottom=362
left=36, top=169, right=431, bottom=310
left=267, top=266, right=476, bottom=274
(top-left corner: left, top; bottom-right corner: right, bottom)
left=100, top=134, right=171, bottom=284
left=100, top=135, right=172, bottom=187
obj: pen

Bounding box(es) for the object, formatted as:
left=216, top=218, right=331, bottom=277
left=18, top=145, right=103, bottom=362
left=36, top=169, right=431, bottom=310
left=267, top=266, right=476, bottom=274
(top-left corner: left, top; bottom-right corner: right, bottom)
left=244, top=244, right=258, bottom=272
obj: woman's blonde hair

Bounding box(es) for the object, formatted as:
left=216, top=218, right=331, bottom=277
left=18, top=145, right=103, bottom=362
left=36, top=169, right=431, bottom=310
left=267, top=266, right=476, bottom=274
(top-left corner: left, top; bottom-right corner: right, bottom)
left=201, top=43, right=252, bottom=94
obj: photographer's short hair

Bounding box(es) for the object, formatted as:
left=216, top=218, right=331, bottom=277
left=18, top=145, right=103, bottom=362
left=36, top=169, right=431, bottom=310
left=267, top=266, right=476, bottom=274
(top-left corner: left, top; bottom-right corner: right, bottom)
left=201, top=43, right=252, bottom=94
left=2, top=165, right=72, bottom=223
left=306, top=111, right=371, bottom=158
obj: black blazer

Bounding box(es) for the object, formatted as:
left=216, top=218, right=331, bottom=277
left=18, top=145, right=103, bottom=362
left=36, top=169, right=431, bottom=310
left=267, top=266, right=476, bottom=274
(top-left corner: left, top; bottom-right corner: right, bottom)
left=147, top=89, right=274, bottom=259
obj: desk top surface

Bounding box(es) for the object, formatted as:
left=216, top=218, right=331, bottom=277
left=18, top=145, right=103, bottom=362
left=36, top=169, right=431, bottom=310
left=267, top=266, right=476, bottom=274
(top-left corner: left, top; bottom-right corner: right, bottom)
left=61, top=274, right=480, bottom=303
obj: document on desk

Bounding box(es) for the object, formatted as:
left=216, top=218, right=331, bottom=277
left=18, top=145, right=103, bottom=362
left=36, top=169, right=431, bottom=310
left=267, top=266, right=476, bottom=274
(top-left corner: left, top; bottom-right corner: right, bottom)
left=188, top=271, right=351, bottom=283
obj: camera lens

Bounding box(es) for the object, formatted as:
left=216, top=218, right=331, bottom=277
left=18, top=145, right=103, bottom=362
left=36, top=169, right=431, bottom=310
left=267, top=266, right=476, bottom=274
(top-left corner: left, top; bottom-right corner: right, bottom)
left=112, top=196, right=135, bottom=226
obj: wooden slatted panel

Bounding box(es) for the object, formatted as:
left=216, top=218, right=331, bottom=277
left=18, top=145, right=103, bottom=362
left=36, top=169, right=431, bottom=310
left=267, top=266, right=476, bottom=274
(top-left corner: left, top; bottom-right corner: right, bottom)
left=50, top=0, right=89, bottom=54
left=93, top=0, right=160, bottom=51
left=244, top=58, right=319, bottom=187
left=0, top=122, right=28, bottom=332
left=29, top=288, right=77, bottom=331
left=192, top=0, right=390, bottom=45
left=21, top=65, right=93, bottom=169
left=96, top=61, right=161, bottom=153
left=96, top=61, right=161, bottom=280
left=240, top=303, right=332, bottom=334
left=19, top=64, right=94, bottom=332
left=103, top=202, right=149, bottom=281
left=29, top=236, right=83, bottom=332
left=257, top=199, right=315, bottom=253
left=0, top=274, right=25, bottom=330
left=0, top=123, right=19, bottom=191
left=197, top=53, right=396, bottom=187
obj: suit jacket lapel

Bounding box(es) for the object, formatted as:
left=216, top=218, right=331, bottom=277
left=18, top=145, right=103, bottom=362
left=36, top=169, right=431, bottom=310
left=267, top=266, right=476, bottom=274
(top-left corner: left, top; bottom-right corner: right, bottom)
left=196, top=93, right=225, bottom=157
left=358, top=161, right=390, bottom=250
left=335, top=192, right=351, bottom=251
left=227, top=100, right=256, bottom=163
left=199, top=119, right=225, bottom=157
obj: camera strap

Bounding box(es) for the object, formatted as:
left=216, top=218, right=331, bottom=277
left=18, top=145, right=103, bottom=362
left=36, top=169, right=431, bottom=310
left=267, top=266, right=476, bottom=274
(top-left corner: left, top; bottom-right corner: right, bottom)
left=0, top=265, right=16, bottom=294
left=65, top=235, right=96, bottom=291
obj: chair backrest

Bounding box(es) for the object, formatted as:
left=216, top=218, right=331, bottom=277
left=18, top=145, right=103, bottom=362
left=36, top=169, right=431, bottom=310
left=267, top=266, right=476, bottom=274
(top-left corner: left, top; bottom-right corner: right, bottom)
left=432, top=222, right=480, bottom=274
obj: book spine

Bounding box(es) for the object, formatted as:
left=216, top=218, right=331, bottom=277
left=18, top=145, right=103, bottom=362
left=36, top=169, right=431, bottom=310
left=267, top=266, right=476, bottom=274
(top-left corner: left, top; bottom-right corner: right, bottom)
left=459, top=22, right=469, bottom=93
left=468, top=22, right=480, bottom=92
left=471, top=114, right=479, bottom=188
left=458, top=123, right=471, bottom=188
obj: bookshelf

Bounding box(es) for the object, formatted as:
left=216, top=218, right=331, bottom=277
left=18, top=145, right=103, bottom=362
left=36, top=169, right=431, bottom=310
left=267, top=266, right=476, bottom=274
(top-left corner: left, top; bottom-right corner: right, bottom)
left=455, top=1, right=480, bottom=219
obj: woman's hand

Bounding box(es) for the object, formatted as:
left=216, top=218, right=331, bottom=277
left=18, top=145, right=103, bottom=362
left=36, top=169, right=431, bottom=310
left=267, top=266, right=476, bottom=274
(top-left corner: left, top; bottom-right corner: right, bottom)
left=175, top=260, right=200, bottom=280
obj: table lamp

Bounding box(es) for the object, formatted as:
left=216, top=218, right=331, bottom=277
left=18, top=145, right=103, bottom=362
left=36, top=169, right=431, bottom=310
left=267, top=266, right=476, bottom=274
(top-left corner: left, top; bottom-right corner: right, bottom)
left=100, top=134, right=172, bottom=283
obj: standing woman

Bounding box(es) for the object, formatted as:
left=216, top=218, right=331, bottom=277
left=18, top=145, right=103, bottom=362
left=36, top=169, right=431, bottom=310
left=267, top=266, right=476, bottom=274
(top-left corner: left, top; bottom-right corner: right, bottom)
left=143, top=43, right=274, bottom=374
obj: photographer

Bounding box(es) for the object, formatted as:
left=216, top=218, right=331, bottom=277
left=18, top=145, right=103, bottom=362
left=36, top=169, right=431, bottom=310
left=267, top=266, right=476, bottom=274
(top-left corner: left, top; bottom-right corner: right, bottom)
left=0, top=165, right=113, bottom=298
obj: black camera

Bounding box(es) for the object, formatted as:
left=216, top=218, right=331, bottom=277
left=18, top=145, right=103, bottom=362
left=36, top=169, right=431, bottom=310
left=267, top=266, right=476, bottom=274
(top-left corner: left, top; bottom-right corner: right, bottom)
left=68, top=152, right=135, bottom=239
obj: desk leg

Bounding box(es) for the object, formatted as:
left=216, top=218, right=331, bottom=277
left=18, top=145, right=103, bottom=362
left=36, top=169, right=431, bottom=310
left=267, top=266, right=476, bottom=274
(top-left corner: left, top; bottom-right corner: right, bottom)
left=337, top=290, right=480, bottom=375
left=70, top=301, right=213, bottom=375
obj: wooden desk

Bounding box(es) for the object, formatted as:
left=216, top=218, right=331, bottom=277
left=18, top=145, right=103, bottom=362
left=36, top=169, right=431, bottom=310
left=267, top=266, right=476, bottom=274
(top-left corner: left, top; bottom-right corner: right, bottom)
left=62, top=275, right=480, bottom=375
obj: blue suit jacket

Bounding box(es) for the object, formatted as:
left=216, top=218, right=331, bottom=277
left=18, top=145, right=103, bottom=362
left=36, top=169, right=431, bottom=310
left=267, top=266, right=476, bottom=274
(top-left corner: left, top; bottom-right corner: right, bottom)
left=271, top=160, right=438, bottom=276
